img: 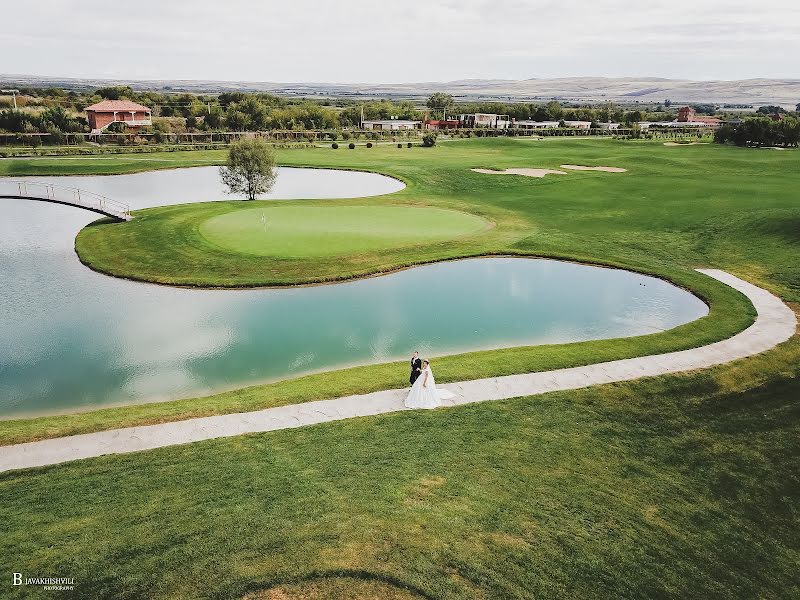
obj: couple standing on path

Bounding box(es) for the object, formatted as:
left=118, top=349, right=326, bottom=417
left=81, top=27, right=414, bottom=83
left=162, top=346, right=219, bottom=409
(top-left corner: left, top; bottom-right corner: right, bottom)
left=405, top=351, right=455, bottom=409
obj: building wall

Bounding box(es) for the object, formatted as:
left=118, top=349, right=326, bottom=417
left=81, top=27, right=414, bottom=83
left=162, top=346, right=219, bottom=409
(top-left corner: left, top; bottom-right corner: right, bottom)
left=87, top=110, right=150, bottom=130
left=677, top=107, right=696, bottom=122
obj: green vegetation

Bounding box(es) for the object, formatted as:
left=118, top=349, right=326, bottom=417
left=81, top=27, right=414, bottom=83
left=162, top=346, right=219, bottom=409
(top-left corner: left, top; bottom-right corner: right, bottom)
left=62, top=138, right=800, bottom=301
left=715, top=116, right=800, bottom=148
left=199, top=206, right=489, bottom=258
left=5, top=84, right=770, bottom=147
left=2, top=137, right=797, bottom=445
left=1, top=339, right=798, bottom=599
left=219, top=138, right=277, bottom=200
left=0, top=137, right=798, bottom=598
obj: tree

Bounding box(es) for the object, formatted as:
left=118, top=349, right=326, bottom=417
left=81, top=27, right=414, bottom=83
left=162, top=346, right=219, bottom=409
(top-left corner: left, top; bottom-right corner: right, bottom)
left=426, top=93, right=454, bottom=118
left=219, top=138, right=277, bottom=200
left=546, top=101, right=563, bottom=119
left=422, top=132, right=437, bottom=147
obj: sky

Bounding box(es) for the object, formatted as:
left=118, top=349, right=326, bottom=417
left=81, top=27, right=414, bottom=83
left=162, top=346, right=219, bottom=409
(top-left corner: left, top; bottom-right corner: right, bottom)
left=1, top=0, right=798, bottom=83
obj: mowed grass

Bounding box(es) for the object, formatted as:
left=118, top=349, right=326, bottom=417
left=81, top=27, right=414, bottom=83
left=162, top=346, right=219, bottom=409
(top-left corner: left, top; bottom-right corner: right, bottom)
left=1, top=139, right=798, bottom=598
left=198, top=206, right=490, bottom=258
left=63, top=138, right=800, bottom=301
left=1, top=337, right=798, bottom=599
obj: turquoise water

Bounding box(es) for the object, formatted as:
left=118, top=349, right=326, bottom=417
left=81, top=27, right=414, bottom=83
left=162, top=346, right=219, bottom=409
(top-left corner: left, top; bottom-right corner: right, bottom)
left=0, top=168, right=707, bottom=418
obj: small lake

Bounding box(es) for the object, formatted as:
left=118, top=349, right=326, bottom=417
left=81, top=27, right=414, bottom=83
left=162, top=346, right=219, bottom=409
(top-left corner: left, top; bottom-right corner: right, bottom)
left=0, top=167, right=708, bottom=418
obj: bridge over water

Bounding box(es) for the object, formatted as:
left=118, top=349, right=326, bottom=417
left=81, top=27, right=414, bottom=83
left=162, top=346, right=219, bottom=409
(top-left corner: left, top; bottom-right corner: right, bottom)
left=0, top=179, right=132, bottom=221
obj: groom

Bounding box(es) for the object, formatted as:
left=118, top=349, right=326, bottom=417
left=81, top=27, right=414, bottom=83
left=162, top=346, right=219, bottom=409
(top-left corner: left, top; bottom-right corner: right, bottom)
left=409, top=351, right=422, bottom=386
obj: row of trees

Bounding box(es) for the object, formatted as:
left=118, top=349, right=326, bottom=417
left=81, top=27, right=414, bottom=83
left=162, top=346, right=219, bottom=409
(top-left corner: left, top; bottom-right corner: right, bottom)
left=714, top=117, right=800, bottom=148
left=0, top=106, right=85, bottom=142
left=3, top=86, right=799, bottom=142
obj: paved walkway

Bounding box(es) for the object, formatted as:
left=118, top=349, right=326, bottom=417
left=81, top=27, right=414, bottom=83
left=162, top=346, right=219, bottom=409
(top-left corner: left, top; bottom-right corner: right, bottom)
left=1, top=269, right=795, bottom=473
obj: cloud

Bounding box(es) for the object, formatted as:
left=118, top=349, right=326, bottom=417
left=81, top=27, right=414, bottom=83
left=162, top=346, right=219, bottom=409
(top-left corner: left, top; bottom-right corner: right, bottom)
left=1, top=0, right=797, bottom=81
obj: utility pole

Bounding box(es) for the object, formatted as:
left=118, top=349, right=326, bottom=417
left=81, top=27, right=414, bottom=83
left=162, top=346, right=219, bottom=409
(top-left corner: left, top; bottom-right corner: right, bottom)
left=2, top=89, right=19, bottom=109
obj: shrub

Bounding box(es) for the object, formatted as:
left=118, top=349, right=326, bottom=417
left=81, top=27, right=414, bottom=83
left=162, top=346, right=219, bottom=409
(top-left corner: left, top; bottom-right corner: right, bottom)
left=366, top=142, right=373, bottom=148
left=422, top=132, right=437, bottom=147
left=407, top=142, right=412, bottom=148
left=398, top=143, right=402, bottom=148
left=331, top=142, right=338, bottom=149
left=348, top=142, right=355, bottom=149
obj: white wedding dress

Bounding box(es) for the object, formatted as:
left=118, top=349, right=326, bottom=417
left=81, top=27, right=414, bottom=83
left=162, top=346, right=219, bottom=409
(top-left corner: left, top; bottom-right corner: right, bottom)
left=404, top=366, right=455, bottom=409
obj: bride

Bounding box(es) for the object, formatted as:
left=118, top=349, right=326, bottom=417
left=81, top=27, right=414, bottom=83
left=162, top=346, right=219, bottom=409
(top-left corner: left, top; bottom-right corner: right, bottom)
left=404, top=360, right=455, bottom=409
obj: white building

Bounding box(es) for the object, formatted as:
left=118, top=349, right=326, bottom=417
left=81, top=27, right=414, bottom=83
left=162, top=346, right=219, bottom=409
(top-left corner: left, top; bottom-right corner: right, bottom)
left=564, top=120, right=592, bottom=130
left=513, top=120, right=560, bottom=129
left=361, top=120, right=420, bottom=131
left=460, top=113, right=511, bottom=129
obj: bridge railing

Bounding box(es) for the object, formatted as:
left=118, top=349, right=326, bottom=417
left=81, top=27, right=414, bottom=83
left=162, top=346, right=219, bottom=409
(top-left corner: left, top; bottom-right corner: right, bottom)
left=0, top=179, right=132, bottom=220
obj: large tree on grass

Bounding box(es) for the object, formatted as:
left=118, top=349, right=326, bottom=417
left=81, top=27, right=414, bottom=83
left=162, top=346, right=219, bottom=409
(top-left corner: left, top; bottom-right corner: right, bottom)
left=220, top=138, right=277, bottom=201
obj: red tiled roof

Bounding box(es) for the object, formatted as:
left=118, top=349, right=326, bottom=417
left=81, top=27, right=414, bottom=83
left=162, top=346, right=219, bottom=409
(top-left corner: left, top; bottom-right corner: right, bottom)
left=85, top=100, right=151, bottom=112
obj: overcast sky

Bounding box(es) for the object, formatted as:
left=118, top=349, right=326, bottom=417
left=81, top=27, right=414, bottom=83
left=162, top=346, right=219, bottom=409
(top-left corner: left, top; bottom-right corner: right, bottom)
left=1, top=0, right=797, bottom=83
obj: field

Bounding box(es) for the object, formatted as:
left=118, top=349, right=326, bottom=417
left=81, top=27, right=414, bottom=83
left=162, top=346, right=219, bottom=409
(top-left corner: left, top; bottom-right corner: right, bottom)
left=198, top=206, right=490, bottom=258
left=1, top=138, right=798, bottom=599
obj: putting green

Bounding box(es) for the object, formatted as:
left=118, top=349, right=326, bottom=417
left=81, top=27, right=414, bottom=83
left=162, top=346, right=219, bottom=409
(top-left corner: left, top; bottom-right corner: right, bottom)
left=198, top=205, right=490, bottom=258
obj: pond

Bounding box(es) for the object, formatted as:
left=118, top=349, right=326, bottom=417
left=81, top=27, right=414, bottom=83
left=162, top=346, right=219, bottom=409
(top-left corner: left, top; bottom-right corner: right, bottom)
left=0, top=167, right=708, bottom=418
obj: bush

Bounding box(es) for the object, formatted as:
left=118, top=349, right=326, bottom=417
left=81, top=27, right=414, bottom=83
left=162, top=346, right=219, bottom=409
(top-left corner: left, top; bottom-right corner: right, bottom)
left=407, top=142, right=413, bottom=148
left=422, top=132, right=437, bottom=147
left=398, top=143, right=403, bottom=148
left=331, top=142, right=338, bottom=149
left=348, top=142, right=355, bottom=149
left=366, top=142, right=373, bottom=148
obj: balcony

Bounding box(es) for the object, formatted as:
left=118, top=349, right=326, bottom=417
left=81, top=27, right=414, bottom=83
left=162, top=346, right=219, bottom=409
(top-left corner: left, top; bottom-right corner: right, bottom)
left=117, top=118, right=152, bottom=127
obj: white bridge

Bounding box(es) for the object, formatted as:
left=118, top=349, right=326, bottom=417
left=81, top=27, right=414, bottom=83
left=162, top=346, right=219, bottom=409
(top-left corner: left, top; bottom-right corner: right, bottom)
left=0, top=180, right=132, bottom=221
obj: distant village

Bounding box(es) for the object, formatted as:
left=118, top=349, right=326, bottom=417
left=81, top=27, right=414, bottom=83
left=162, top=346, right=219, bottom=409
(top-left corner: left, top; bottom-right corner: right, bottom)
left=364, top=106, right=747, bottom=132
left=82, top=99, right=728, bottom=135
left=1, top=86, right=796, bottom=148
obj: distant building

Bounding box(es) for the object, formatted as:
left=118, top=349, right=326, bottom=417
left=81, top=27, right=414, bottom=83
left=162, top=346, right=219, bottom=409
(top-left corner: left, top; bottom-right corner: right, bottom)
left=85, top=100, right=152, bottom=134
left=460, top=113, right=510, bottom=129
left=677, top=106, right=696, bottom=122
left=564, top=121, right=592, bottom=129
left=512, top=120, right=560, bottom=129
left=677, top=106, right=721, bottom=127
left=360, top=119, right=420, bottom=131
left=425, top=119, right=460, bottom=130
left=597, top=122, right=620, bottom=130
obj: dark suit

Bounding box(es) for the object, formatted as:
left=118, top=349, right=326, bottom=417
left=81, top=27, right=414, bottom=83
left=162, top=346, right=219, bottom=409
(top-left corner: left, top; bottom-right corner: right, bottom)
left=410, top=357, right=422, bottom=385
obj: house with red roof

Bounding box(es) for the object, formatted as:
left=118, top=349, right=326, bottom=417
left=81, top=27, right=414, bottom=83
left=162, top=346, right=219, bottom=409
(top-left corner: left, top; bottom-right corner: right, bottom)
left=85, top=99, right=152, bottom=134
left=677, top=106, right=721, bottom=127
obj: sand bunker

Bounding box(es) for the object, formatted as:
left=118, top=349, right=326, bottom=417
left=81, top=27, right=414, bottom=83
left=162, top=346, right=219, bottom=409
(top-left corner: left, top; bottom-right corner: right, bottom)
left=560, top=164, right=627, bottom=173
left=663, top=142, right=709, bottom=147
left=471, top=168, right=567, bottom=178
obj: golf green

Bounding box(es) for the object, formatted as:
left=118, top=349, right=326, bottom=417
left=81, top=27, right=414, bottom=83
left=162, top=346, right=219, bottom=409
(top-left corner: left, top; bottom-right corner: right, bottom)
left=198, top=205, right=490, bottom=258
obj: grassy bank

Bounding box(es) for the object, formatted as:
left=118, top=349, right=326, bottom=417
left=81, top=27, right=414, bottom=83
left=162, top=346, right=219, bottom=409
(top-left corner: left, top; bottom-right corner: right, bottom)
left=1, top=336, right=798, bottom=599
left=1, top=138, right=798, bottom=599
left=59, top=139, right=798, bottom=298
left=0, top=269, right=751, bottom=446
left=4, top=137, right=799, bottom=441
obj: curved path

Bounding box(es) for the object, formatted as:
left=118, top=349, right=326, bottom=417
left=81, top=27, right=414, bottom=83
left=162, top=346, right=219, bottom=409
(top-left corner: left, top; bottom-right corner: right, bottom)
left=0, top=269, right=795, bottom=473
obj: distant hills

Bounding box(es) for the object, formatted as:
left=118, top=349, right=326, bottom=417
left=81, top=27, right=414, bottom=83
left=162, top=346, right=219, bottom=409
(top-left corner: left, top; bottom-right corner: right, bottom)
left=2, top=74, right=799, bottom=107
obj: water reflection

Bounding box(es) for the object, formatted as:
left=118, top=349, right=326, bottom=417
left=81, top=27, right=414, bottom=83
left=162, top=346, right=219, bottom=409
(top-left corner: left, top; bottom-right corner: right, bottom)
left=0, top=168, right=707, bottom=417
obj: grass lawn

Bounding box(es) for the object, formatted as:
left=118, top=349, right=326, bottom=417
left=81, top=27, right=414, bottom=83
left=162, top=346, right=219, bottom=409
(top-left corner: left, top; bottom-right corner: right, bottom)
left=1, top=138, right=798, bottom=598
left=198, top=205, right=490, bottom=258
left=1, top=338, right=798, bottom=599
